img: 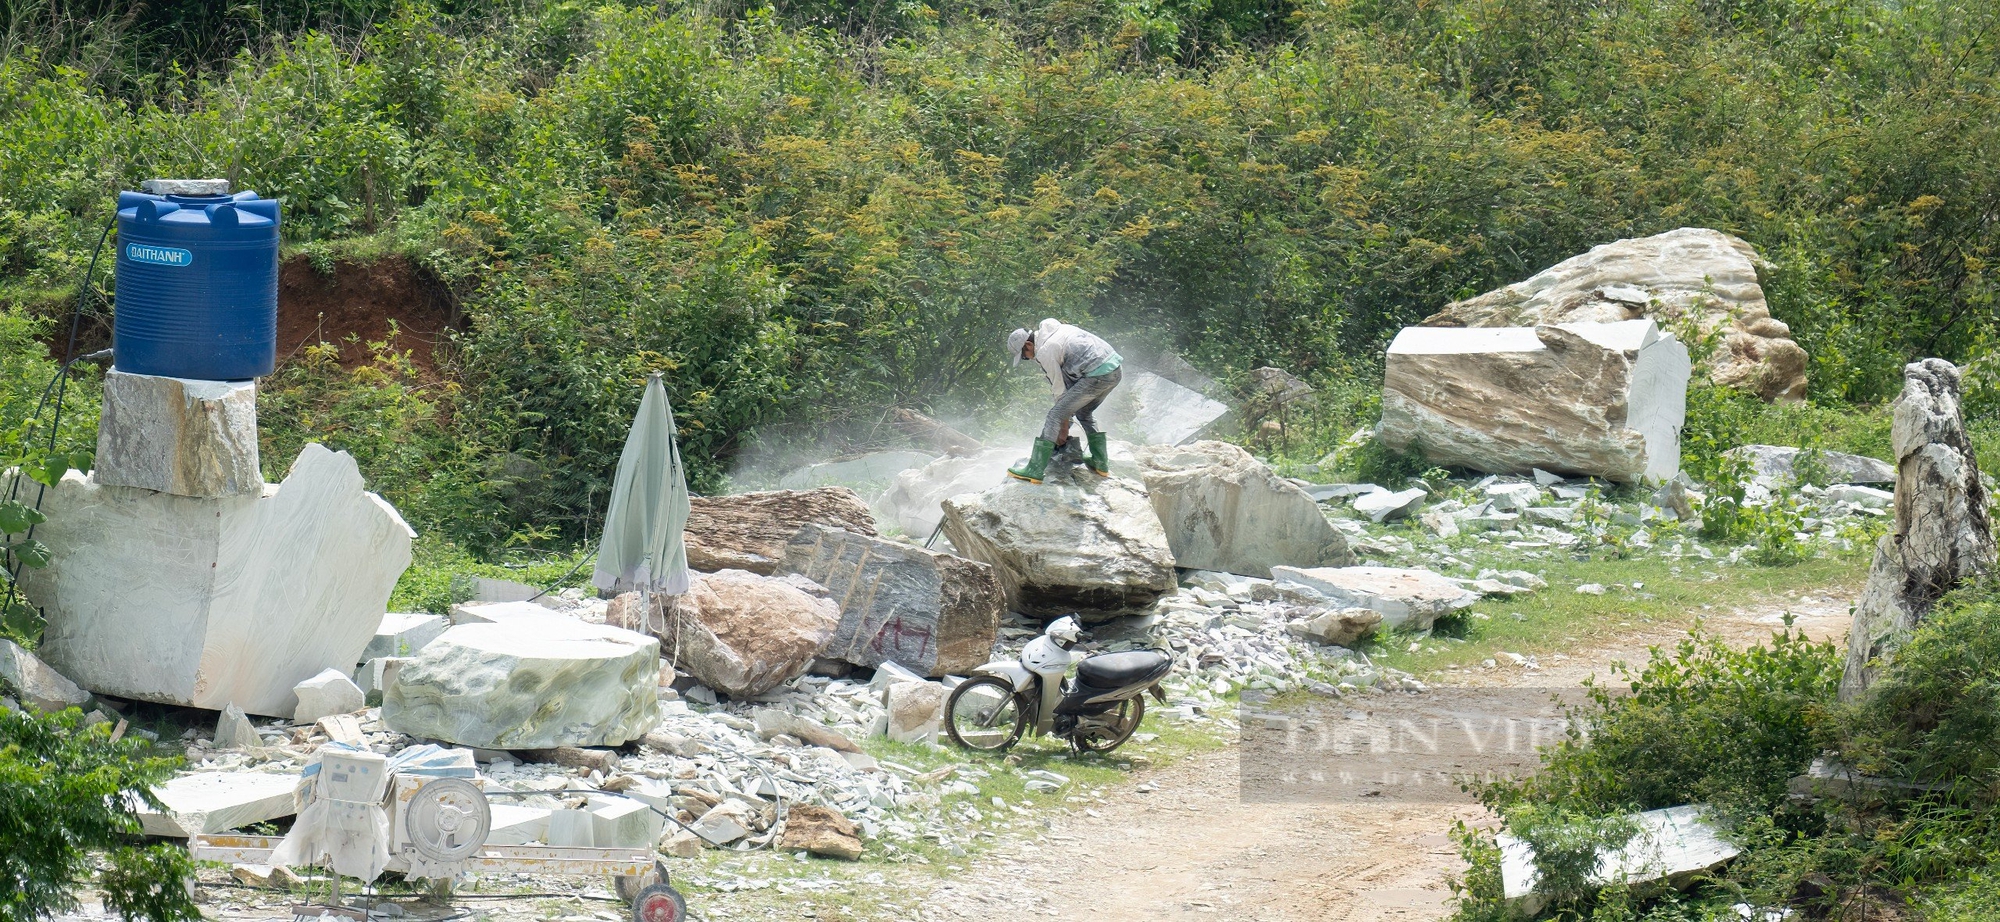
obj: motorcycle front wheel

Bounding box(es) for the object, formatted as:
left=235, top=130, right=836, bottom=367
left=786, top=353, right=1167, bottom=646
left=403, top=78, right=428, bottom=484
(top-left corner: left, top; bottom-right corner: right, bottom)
left=1069, top=695, right=1145, bottom=754
left=945, top=676, right=1027, bottom=752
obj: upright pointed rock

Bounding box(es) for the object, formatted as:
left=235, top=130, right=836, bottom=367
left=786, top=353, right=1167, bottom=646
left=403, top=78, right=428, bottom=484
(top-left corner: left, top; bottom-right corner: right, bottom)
left=1841, top=359, right=1995, bottom=699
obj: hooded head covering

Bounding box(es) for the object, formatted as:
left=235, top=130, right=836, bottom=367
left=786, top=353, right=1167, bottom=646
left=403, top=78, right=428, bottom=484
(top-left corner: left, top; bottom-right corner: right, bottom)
left=1006, top=327, right=1032, bottom=367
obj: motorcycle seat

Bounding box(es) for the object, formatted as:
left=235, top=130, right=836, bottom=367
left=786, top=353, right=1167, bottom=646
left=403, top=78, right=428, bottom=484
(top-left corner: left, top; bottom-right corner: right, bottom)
left=1076, top=650, right=1171, bottom=688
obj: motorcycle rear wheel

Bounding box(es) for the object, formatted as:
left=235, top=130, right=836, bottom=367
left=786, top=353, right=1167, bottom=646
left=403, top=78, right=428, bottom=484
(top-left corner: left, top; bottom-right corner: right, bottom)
left=1069, top=695, right=1145, bottom=753
left=945, top=676, right=1028, bottom=752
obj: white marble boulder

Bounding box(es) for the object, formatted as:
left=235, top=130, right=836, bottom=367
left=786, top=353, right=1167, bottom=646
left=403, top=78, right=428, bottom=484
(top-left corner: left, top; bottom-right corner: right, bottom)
left=940, top=466, right=1178, bottom=621
left=880, top=448, right=1018, bottom=539
left=94, top=368, right=261, bottom=497
left=1841, top=360, right=1995, bottom=700
left=1425, top=228, right=1808, bottom=401
left=19, top=444, right=412, bottom=716
left=779, top=524, right=1002, bottom=676
left=1131, top=441, right=1352, bottom=578
left=0, top=639, right=91, bottom=713
left=1379, top=320, right=1690, bottom=483
left=383, top=617, right=661, bottom=749
left=292, top=668, right=365, bottom=723
left=658, top=569, right=840, bottom=698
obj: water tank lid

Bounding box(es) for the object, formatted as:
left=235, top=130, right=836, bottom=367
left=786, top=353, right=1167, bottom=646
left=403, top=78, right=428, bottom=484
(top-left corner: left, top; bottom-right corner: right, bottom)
left=140, top=178, right=230, bottom=196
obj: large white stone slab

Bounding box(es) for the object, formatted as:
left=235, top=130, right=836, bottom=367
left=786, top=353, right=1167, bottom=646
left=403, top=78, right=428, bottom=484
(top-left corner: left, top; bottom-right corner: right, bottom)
left=1380, top=320, right=1689, bottom=483
left=95, top=368, right=261, bottom=497
left=383, top=618, right=661, bottom=749
left=1131, top=441, right=1352, bottom=578
left=19, top=444, right=413, bottom=716
left=136, top=771, right=299, bottom=837
left=1100, top=370, right=1231, bottom=446
left=880, top=448, right=1018, bottom=540
left=1270, top=566, right=1479, bottom=631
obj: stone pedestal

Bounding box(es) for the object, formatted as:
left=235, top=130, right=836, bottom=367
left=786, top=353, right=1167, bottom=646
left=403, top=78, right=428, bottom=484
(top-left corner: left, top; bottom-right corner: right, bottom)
left=96, top=368, right=261, bottom=497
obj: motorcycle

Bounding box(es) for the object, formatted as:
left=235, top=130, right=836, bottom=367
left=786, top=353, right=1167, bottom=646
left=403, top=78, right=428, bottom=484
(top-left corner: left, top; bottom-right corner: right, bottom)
left=944, top=615, right=1172, bottom=754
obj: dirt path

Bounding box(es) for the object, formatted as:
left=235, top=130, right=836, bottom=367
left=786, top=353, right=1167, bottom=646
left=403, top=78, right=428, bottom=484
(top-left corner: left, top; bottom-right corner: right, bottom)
left=915, top=590, right=1855, bottom=922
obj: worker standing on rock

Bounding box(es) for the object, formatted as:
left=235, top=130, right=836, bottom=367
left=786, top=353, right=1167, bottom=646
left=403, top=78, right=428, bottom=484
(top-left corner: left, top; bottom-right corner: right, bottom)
left=1006, top=318, right=1123, bottom=483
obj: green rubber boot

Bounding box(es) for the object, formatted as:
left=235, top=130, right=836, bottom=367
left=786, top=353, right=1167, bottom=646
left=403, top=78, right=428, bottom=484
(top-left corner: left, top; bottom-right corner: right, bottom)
left=1085, top=432, right=1111, bottom=477
left=1007, top=438, right=1057, bottom=484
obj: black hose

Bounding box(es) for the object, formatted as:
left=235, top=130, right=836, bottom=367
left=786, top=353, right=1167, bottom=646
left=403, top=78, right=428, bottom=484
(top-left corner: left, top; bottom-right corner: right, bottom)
left=1, top=221, right=113, bottom=622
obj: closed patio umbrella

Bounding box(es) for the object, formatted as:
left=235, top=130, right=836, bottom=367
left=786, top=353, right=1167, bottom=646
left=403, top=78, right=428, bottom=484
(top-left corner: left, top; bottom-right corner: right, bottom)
left=592, top=372, right=691, bottom=596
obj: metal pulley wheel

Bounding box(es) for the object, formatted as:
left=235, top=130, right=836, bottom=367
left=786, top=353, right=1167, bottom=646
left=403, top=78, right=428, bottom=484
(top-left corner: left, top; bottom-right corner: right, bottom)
left=404, top=778, right=492, bottom=862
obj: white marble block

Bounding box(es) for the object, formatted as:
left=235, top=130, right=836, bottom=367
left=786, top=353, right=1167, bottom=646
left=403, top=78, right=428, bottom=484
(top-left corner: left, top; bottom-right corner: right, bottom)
left=383, top=618, right=661, bottom=749
left=95, top=368, right=262, bottom=497
left=1379, top=320, right=1690, bottom=483
left=18, top=444, right=413, bottom=716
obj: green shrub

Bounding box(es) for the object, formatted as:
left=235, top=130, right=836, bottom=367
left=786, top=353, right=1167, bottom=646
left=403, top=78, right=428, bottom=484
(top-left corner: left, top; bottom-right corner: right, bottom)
left=1916, top=865, right=2000, bottom=922
left=1833, top=583, right=2000, bottom=793
left=0, top=707, right=199, bottom=922
left=1485, top=623, right=1841, bottom=818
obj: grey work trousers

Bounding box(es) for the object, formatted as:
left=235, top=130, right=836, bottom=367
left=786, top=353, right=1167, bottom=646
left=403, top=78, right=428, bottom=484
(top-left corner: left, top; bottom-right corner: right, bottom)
left=1041, top=367, right=1122, bottom=443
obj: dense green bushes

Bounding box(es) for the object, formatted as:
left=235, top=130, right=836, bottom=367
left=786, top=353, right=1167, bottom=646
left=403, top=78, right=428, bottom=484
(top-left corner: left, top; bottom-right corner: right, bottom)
left=1, top=0, right=1997, bottom=546
left=0, top=707, right=199, bottom=922
left=1456, top=586, right=2000, bottom=919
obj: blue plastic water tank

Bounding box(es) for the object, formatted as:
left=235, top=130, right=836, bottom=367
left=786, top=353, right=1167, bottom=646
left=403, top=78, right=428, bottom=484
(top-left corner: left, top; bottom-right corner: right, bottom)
left=114, top=189, right=281, bottom=380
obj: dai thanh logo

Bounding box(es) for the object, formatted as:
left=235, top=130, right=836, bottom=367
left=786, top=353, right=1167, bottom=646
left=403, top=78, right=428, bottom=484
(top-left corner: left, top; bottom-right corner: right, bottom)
left=125, top=243, right=193, bottom=267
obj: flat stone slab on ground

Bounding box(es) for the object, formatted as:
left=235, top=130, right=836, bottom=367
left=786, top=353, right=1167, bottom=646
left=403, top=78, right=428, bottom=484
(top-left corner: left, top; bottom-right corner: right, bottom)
left=1353, top=487, right=1427, bottom=523
left=1726, top=444, right=1894, bottom=484
left=1271, top=566, right=1479, bottom=631
left=1499, top=805, right=1739, bottom=915
left=136, top=771, right=299, bottom=837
